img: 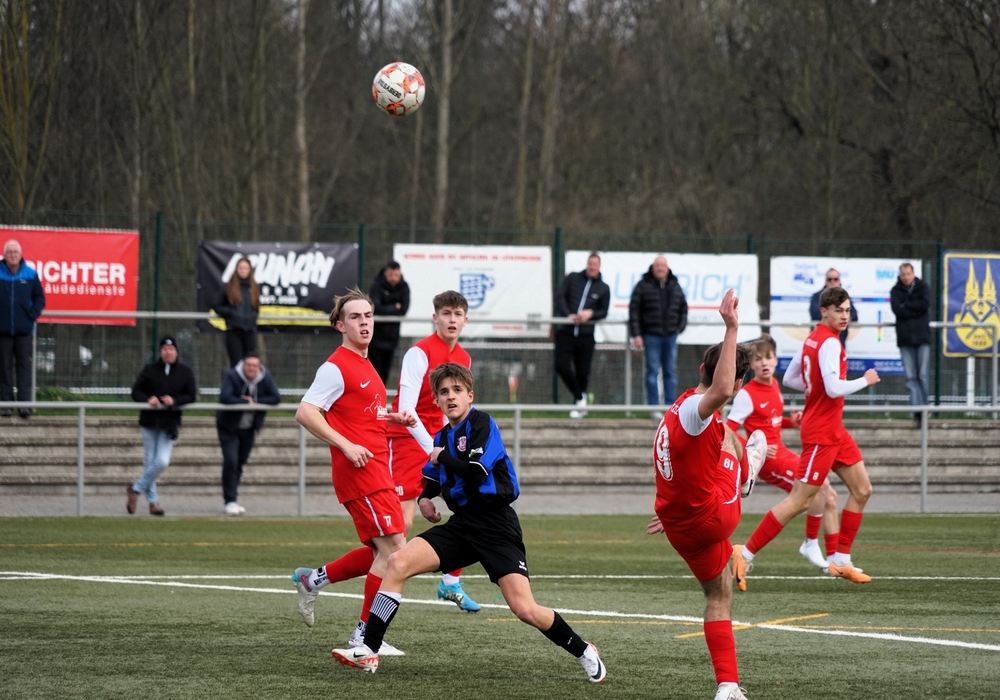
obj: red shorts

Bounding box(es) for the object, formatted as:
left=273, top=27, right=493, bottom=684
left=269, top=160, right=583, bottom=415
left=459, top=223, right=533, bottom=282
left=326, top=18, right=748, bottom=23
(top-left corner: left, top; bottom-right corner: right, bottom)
left=343, top=489, right=405, bottom=546
left=387, top=436, right=429, bottom=501
left=798, top=433, right=863, bottom=486
left=760, top=444, right=800, bottom=493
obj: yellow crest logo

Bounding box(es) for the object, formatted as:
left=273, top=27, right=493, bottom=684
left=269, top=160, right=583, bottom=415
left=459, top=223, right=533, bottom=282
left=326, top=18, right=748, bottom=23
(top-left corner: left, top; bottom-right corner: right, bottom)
left=953, top=261, right=1000, bottom=352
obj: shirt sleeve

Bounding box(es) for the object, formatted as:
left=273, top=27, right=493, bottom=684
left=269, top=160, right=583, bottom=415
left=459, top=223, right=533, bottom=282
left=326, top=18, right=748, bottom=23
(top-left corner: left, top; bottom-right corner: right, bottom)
left=782, top=347, right=806, bottom=392
left=819, top=338, right=868, bottom=398
left=300, top=362, right=345, bottom=411
left=727, top=388, right=752, bottom=426
left=395, top=346, right=434, bottom=451
left=678, top=393, right=713, bottom=436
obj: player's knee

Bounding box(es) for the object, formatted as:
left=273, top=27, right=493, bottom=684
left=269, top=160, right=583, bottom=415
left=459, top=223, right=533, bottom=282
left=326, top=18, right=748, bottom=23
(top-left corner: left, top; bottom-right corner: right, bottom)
left=508, top=600, right=541, bottom=627
left=822, top=485, right=838, bottom=510
left=853, top=481, right=873, bottom=503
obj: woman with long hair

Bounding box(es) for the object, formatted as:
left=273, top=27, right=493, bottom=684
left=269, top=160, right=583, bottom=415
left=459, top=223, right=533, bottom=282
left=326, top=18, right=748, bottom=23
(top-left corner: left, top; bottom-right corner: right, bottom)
left=214, top=257, right=260, bottom=367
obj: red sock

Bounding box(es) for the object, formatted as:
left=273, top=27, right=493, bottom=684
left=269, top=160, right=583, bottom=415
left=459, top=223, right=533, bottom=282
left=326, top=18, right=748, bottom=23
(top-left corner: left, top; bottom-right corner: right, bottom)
left=359, top=573, right=382, bottom=624
left=703, top=620, right=738, bottom=684
left=738, top=446, right=750, bottom=486
left=804, top=514, right=822, bottom=540
left=824, top=532, right=839, bottom=558
left=447, top=568, right=463, bottom=577
left=745, top=511, right=783, bottom=556
left=837, top=510, right=864, bottom=556
left=324, top=546, right=375, bottom=585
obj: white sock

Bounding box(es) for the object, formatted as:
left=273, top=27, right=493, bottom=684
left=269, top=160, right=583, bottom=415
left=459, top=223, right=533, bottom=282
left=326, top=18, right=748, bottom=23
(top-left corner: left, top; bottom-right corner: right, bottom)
left=804, top=538, right=819, bottom=546
left=308, top=566, right=330, bottom=590
left=832, top=552, right=851, bottom=566
left=441, top=573, right=460, bottom=586
left=382, top=590, right=402, bottom=603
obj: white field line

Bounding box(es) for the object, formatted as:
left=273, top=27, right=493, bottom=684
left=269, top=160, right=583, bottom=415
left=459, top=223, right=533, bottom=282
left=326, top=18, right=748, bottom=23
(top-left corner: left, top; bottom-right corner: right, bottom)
left=3, top=573, right=998, bottom=581
left=3, top=570, right=1000, bottom=652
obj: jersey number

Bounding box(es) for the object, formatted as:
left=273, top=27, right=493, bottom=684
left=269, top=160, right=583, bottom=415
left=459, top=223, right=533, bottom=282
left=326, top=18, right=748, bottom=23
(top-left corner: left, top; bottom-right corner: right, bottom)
left=802, top=355, right=814, bottom=397
left=654, top=423, right=673, bottom=481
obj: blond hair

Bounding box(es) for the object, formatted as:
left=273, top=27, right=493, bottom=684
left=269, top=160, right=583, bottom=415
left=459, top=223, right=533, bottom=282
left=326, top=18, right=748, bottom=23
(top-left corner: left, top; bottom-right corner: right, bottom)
left=330, top=288, right=374, bottom=325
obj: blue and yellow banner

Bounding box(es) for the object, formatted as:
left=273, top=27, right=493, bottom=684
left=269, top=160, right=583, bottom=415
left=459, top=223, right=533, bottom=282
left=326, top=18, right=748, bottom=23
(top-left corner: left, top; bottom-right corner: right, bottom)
left=943, top=251, right=1000, bottom=357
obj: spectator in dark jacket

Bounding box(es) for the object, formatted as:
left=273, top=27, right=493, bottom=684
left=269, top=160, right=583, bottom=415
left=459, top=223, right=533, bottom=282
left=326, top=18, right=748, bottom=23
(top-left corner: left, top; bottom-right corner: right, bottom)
left=216, top=354, right=281, bottom=515
left=368, top=261, right=410, bottom=384
left=554, top=252, right=611, bottom=418
left=126, top=336, right=198, bottom=516
left=0, top=240, right=45, bottom=418
left=810, top=268, right=857, bottom=347
left=628, top=256, right=688, bottom=413
left=890, top=262, right=932, bottom=416
left=213, top=256, right=260, bottom=367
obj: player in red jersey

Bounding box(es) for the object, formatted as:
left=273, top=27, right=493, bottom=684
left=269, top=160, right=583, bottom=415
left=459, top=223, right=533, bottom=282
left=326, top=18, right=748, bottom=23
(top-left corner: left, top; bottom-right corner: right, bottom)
left=726, top=334, right=840, bottom=570
left=647, top=289, right=765, bottom=700
left=386, top=290, right=480, bottom=612
left=733, top=287, right=879, bottom=588
left=290, top=289, right=418, bottom=656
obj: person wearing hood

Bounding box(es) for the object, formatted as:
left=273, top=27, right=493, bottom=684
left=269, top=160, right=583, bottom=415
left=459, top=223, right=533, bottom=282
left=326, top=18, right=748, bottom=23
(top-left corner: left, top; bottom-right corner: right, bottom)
left=216, top=354, right=281, bottom=515
left=629, top=256, right=688, bottom=417
left=554, top=252, right=610, bottom=418
left=367, top=261, right=410, bottom=385
left=127, top=336, right=198, bottom=516
left=214, top=256, right=261, bottom=368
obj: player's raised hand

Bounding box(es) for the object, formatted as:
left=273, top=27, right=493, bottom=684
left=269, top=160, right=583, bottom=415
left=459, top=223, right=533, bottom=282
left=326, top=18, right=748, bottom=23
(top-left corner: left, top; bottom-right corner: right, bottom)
left=341, top=442, right=373, bottom=468
left=646, top=515, right=664, bottom=536
left=718, top=288, right=739, bottom=330
left=419, top=497, right=441, bottom=523
left=864, top=368, right=880, bottom=386
left=789, top=410, right=803, bottom=428
left=388, top=409, right=418, bottom=427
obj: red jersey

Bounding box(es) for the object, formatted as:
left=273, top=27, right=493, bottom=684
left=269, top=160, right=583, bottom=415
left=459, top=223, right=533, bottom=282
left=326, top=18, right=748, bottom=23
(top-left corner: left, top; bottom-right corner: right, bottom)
left=793, top=324, right=845, bottom=445
left=654, top=388, right=738, bottom=528
left=300, top=346, right=395, bottom=503
left=387, top=333, right=472, bottom=446
left=725, top=379, right=793, bottom=447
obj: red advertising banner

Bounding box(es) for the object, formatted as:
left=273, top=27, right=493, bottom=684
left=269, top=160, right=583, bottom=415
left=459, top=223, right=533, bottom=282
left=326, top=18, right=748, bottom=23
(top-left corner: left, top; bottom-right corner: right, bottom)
left=2, top=226, right=140, bottom=326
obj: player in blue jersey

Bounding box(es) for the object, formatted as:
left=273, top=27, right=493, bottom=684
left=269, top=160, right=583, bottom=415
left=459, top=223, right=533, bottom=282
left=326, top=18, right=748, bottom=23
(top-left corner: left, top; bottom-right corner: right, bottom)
left=331, top=362, right=606, bottom=682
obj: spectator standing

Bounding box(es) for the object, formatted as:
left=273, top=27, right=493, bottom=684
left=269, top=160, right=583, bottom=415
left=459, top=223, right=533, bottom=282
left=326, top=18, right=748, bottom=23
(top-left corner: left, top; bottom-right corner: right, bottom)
left=216, top=354, right=281, bottom=515
left=214, top=256, right=260, bottom=367
left=554, top=253, right=610, bottom=418
left=809, top=268, right=857, bottom=347
left=126, top=336, right=197, bottom=516
left=0, top=240, right=45, bottom=418
left=368, top=261, right=410, bottom=384
left=890, top=262, right=932, bottom=421
left=629, top=256, right=688, bottom=417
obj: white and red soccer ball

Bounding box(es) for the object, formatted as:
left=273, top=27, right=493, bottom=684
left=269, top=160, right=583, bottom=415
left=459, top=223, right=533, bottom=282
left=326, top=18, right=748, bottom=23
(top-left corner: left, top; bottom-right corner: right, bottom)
left=372, top=62, right=426, bottom=117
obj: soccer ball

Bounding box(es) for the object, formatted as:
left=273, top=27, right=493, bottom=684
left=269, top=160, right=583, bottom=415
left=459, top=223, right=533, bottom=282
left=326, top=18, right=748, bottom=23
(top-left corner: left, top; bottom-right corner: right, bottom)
left=372, top=62, right=426, bottom=117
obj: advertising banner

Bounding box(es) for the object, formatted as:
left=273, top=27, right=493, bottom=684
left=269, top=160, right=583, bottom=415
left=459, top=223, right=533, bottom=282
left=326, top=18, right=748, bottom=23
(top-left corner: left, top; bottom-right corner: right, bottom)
left=4, top=225, right=140, bottom=326
left=394, top=244, right=551, bottom=338
left=564, top=251, right=761, bottom=344
left=943, top=251, right=1000, bottom=357
left=197, top=241, right=358, bottom=329
left=769, top=256, right=921, bottom=374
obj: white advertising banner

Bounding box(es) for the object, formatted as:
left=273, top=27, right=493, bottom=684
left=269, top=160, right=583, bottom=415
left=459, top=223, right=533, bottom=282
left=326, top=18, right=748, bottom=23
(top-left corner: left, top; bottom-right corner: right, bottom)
left=394, top=244, right=551, bottom=338
left=769, top=257, right=922, bottom=374
left=564, top=251, right=761, bottom=344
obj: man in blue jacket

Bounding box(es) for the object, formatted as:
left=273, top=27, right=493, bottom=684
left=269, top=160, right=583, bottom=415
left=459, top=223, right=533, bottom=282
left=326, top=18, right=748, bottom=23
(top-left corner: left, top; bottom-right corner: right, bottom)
left=0, top=240, right=46, bottom=418
left=216, top=354, right=281, bottom=515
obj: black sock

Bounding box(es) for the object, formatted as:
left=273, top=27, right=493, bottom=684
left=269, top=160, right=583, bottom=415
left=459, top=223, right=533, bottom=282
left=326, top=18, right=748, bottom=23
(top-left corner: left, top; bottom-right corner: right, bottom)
left=541, top=611, right=587, bottom=657
left=362, top=592, right=401, bottom=653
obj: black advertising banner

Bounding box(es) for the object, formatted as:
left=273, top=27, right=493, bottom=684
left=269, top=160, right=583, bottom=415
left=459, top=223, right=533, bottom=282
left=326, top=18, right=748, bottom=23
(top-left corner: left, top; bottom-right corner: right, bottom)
left=197, top=241, right=359, bottom=330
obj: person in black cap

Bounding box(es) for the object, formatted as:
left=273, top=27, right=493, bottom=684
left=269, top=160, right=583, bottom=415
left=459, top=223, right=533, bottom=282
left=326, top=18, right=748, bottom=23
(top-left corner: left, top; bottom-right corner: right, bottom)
left=126, top=336, right=197, bottom=516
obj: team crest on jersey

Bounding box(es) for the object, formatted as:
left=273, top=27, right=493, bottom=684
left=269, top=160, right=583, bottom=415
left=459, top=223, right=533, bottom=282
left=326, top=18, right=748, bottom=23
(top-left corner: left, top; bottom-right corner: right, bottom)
left=457, top=436, right=467, bottom=452
left=654, top=423, right=673, bottom=481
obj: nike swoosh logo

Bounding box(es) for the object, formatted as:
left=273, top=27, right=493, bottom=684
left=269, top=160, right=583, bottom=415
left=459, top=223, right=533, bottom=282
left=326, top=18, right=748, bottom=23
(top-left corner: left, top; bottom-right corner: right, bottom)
left=759, top=402, right=769, bottom=408
left=360, top=381, right=371, bottom=388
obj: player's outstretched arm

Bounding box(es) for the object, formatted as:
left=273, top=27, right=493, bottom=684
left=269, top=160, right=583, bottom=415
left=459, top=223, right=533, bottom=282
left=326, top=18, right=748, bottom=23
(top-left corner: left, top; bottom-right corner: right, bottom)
left=698, top=288, right=739, bottom=420
left=295, top=401, right=373, bottom=467
left=817, top=339, right=880, bottom=398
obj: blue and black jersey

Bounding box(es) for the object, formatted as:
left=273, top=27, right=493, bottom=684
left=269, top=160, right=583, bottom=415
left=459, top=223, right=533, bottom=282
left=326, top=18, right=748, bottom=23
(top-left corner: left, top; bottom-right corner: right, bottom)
left=421, top=407, right=519, bottom=511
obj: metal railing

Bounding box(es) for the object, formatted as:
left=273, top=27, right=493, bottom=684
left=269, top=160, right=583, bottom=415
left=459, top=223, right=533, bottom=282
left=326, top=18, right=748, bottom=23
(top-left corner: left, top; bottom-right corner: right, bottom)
left=2, top=399, right=996, bottom=517
left=31, top=311, right=1000, bottom=408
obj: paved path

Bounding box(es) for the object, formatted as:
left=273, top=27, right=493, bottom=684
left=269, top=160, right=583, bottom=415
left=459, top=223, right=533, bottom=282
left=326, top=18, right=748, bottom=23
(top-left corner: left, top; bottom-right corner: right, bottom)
left=1, top=484, right=997, bottom=518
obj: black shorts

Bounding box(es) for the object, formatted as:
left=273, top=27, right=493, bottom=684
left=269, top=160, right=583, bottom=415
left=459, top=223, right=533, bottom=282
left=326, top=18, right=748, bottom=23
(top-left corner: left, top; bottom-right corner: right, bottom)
left=417, top=505, right=528, bottom=584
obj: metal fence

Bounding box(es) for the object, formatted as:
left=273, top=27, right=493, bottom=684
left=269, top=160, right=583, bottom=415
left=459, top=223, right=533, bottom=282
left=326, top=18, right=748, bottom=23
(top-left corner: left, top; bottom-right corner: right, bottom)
left=3, top=399, right=992, bottom=517
left=29, top=311, right=999, bottom=410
